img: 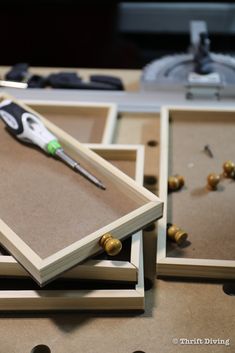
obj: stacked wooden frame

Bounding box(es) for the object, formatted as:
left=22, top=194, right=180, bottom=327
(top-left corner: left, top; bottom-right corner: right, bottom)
left=0, top=144, right=146, bottom=310
left=0, top=95, right=163, bottom=285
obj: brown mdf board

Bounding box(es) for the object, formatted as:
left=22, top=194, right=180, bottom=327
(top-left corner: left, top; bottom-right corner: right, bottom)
left=157, top=106, right=235, bottom=279
left=0, top=144, right=144, bottom=284
left=23, top=99, right=117, bottom=144
left=0, top=94, right=163, bottom=285
left=114, top=111, right=160, bottom=191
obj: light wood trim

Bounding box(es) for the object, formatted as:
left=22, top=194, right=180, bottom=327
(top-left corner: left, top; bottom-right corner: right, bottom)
left=0, top=256, right=136, bottom=281
left=100, top=103, right=117, bottom=143
left=157, top=257, right=235, bottom=279
left=131, top=232, right=144, bottom=297
left=157, top=107, right=169, bottom=262
left=0, top=289, right=144, bottom=311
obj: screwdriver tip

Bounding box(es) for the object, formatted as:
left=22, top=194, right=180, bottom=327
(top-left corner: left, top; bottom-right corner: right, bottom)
left=99, top=183, right=106, bottom=190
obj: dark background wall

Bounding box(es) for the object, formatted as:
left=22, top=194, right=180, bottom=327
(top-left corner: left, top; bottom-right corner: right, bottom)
left=2, top=1, right=235, bottom=69
left=1, top=2, right=122, bottom=68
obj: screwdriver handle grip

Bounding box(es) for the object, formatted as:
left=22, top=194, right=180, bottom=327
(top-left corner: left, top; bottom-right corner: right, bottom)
left=0, top=99, right=25, bottom=135
left=0, top=99, right=60, bottom=154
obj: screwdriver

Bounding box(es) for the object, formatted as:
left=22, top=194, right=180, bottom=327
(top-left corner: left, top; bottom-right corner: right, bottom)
left=0, top=99, right=106, bottom=190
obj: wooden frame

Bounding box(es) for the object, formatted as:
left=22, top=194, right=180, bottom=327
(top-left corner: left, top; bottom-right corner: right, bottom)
left=23, top=99, right=117, bottom=144
left=157, top=105, right=235, bottom=279
left=0, top=146, right=145, bottom=311
left=0, top=94, right=163, bottom=285
left=0, top=144, right=144, bottom=283
left=0, top=231, right=144, bottom=311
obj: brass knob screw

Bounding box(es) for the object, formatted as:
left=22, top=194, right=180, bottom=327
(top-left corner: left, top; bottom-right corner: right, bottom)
left=167, top=224, right=188, bottom=245
left=223, top=160, right=235, bottom=178
left=100, top=234, right=122, bottom=256
left=168, top=175, right=185, bottom=192
left=207, top=173, right=220, bottom=190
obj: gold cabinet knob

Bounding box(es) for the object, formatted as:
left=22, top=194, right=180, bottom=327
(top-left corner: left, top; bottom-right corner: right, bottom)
left=223, top=160, right=235, bottom=177
left=168, top=176, right=180, bottom=191
left=167, top=224, right=188, bottom=245
left=168, top=175, right=185, bottom=192
left=100, top=234, right=122, bottom=256
left=207, top=173, right=220, bottom=190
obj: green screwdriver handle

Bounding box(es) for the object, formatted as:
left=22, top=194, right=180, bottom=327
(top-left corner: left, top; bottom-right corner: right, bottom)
left=0, top=99, right=62, bottom=155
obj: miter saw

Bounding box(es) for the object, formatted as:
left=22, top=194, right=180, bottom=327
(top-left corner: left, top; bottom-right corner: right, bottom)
left=141, top=21, right=235, bottom=99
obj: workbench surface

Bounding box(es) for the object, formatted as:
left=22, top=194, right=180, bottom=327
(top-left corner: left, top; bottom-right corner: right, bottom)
left=0, top=67, right=234, bottom=353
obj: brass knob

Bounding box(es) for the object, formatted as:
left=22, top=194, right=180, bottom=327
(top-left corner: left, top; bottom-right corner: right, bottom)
left=100, top=234, right=122, bottom=256
left=207, top=173, right=220, bottom=190
left=223, top=160, right=235, bottom=177
left=168, top=176, right=180, bottom=191
left=168, top=175, right=185, bottom=192
left=167, top=224, right=188, bottom=245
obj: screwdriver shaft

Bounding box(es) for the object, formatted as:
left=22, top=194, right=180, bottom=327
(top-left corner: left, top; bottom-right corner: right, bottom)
left=55, top=148, right=106, bottom=190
